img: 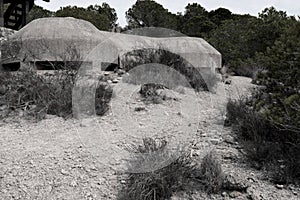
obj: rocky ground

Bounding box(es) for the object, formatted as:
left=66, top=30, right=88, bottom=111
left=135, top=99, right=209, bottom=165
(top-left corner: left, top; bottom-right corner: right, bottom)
left=0, top=75, right=299, bottom=199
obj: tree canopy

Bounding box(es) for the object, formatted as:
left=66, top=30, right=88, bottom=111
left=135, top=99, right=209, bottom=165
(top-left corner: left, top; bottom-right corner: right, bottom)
left=125, top=0, right=178, bottom=29
left=55, top=4, right=117, bottom=31
left=29, top=5, right=54, bottom=23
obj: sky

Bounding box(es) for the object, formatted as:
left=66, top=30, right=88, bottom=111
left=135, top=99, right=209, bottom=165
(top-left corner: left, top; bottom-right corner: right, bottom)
left=35, top=0, right=300, bottom=27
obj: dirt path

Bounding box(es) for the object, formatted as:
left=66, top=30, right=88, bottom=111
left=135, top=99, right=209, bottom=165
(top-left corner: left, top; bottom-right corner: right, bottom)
left=0, top=76, right=298, bottom=199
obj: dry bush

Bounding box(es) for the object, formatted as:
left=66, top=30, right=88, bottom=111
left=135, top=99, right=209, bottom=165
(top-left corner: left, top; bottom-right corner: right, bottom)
left=198, top=151, right=224, bottom=194
left=118, top=137, right=198, bottom=200
left=118, top=138, right=225, bottom=199
left=0, top=70, right=76, bottom=119
left=95, top=82, right=113, bottom=115
left=0, top=70, right=112, bottom=120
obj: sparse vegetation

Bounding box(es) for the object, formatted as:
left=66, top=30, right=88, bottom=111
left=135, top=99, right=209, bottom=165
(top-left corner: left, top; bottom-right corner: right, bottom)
left=95, top=82, right=113, bottom=115
left=118, top=138, right=224, bottom=199
left=0, top=70, right=76, bottom=119
left=199, top=151, right=224, bottom=194
left=227, top=98, right=300, bottom=183
left=0, top=69, right=112, bottom=120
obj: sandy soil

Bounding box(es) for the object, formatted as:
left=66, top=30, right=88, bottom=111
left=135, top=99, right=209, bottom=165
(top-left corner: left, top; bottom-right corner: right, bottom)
left=0, top=76, right=299, bottom=199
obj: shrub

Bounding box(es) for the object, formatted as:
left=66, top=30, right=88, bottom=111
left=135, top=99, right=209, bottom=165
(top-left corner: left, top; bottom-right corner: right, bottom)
left=228, top=58, right=264, bottom=78
left=118, top=137, right=198, bottom=200
left=227, top=98, right=300, bottom=183
left=95, top=82, right=113, bottom=115
left=0, top=69, right=112, bottom=120
left=0, top=70, right=76, bottom=119
left=118, top=138, right=225, bottom=199
left=199, top=151, right=224, bottom=194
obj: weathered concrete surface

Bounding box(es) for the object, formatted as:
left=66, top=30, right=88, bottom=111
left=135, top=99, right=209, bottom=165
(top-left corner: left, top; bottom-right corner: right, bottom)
left=2, top=17, right=221, bottom=72
left=1, top=17, right=222, bottom=118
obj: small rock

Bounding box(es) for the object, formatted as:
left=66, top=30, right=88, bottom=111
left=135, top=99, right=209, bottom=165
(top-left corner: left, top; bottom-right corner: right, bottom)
left=121, top=180, right=126, bottom=184
left=223, top=172, right=250, bottom=191
left=221, top=191, right=227, bottom=197
left=0, top=86, right=7, bottom=95
left=229, top=191, right=242, bottom=198
left=90, top=165, right=97, bottom=171
left=0, top=105, right=8, bottom=111
left=45, top=114, right=56, bottom=119
left=210, top=138, right=220, bottom=145
left=118, top=69, right=125, bottom=76
left=225, top=79, right=232, bottom=85
left=134, top=107, right=146, bottom=112
left=107, top=80, right=112, bottom=84
left=247, top=177, right=256, bottom=183
left=224, top=136, right=236, bottom=145
left=85, top=192, right=93, bottom=198
left=288, top=185, right=294, bottom=190
left=276, top=184, right=284, bottom=189
left=70, top=180, right=77, bottom=187
left=247, top=187, right=260, bottom=200
left=112, top=79, right=119, bottom=83
left=61, top=169, right=69, bottom=176
left=104, top=72, right=110, bottom=76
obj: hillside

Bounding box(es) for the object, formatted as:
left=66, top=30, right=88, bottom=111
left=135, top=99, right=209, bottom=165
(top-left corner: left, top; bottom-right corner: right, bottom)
left=0, top=75, right=298, bottom=199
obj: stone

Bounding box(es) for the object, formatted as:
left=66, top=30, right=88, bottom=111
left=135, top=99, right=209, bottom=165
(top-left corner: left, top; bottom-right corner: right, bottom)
left=112, top=79, right=119, bottom=84
left=247, top=187, right=264, bottom=200
left=70, top=180, right=77, bottom=187
left=117, top=69, right=126, bottom=76
left=276, top=184, right=284, bottom=189
left=45, top=114, right=56, bottom=119
left=210, top=138, right=221, bottom=145
left=223, top=172, right=250, bottom=191
left=0, top=105, right=8, bottom=112
left=90, top=165, right=97, bottom=171
left=225, top=79, right=232, bottom=85
left=61, top=169, right=69, bottom=176
left=221, top=191, right=227, bottom=197
left=134, top=107, right=146, bottom=112
left=293, top=191, right=297, bottom=195
left=229, top=191, right=242, bottom=198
